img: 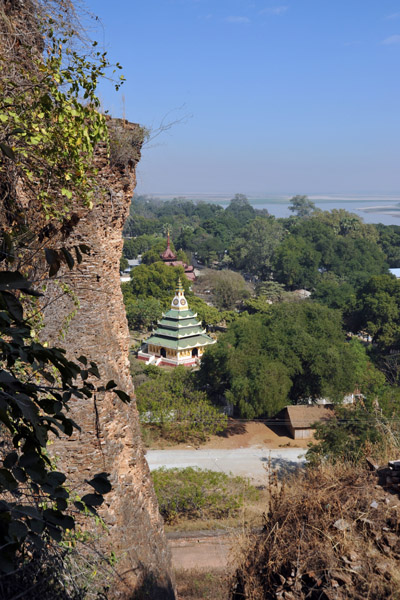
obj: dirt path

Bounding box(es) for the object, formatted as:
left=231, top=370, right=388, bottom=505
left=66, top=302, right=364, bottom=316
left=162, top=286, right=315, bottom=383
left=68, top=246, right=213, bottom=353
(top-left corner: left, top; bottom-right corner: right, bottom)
left=168, top=531, right=232, bottom=570
left=150, top=420, right=311, bottom=451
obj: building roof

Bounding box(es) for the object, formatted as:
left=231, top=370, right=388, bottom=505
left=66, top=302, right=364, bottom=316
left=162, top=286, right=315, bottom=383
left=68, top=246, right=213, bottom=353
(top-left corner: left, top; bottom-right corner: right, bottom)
left=158, top=317, right=200, bottom=328
left=160, top=231, right=177, bottom=261
left=152, top=326, right=205, bottom=339
left=146, top=334, right=215, bottom=350
left=285, top=405, right=334, bottom=429
left=163, top=309, right=197, bottom=319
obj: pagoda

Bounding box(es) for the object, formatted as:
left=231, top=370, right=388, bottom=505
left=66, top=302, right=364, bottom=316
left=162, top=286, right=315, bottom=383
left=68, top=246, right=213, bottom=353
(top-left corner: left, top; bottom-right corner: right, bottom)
left=160, top=231, right=196, bottom=282
left=137, top=279, right=215, bottom=366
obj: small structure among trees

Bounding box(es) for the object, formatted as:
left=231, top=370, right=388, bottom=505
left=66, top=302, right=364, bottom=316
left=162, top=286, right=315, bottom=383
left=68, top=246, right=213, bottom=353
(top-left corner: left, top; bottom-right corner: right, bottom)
left=161, top=231, right=196, bottom=281
left=280, top=405, right=334, bottom=439
left=138, top=279, right=216, bottom=366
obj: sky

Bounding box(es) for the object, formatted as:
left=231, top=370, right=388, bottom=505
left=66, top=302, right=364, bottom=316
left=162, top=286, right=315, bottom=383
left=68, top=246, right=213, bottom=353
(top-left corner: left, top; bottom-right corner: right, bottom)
left=83, top=0, right=400, bottom=197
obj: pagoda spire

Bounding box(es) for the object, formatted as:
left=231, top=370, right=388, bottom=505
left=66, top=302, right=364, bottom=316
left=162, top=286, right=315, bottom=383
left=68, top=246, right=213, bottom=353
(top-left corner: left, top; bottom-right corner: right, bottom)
left=171, top=277, right=188, bottom=310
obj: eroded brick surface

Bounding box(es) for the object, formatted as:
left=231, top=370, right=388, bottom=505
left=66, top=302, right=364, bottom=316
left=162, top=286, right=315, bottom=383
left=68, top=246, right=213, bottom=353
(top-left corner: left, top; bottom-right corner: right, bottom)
left=43, top=128, right=176, bottom=599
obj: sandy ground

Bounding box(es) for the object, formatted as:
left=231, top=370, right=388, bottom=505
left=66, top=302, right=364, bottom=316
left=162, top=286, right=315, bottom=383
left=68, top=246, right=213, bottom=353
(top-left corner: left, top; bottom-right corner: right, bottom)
left=168, top=532, right=232, bottom=570
left=201, top=420, right=311, bottom=450
left=154, top=420, right=312, bottom=451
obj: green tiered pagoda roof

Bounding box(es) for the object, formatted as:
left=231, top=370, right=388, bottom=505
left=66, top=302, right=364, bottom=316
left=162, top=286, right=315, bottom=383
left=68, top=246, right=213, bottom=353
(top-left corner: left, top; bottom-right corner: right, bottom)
left=145, top=279, right=215, bottom=351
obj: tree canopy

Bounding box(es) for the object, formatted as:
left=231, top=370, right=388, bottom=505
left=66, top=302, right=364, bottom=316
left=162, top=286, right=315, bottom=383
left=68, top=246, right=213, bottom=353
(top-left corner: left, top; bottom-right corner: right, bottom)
left=200, top=302, right=359, bottom=418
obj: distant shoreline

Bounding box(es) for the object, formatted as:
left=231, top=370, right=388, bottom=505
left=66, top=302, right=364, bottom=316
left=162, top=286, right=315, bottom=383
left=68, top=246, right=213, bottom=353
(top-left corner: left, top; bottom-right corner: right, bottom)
left=138, top=193, right=400, bottom=205
left=134, top=193, right=400, bottom=225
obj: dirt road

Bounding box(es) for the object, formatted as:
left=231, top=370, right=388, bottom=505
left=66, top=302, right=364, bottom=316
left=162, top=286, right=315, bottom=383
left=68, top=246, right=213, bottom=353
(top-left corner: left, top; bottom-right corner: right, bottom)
left=145, top=446, right=306, bottom=484
left=168, top=531, right=232, bottom=570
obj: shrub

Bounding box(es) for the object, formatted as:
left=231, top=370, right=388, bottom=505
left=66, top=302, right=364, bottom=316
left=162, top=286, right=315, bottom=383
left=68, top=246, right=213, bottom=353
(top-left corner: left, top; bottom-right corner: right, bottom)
left=136, top=367, right=227, bottom=443
left=152, top=467, right=258, bottom=524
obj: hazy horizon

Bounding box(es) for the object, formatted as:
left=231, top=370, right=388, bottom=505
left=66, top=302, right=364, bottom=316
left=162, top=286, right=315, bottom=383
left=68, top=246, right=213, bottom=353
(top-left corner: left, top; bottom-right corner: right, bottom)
left=85, top=1, right=400, bottom=194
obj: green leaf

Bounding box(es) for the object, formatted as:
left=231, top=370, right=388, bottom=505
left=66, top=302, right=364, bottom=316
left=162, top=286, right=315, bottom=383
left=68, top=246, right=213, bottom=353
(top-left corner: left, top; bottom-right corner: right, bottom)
left=79, top=244, right=91, bottom=255
left=43, top=509, right=74, bottom=530
left=74, top=246, right=82, bottom=264
left=47, top=471, right=67, bottom=487
left=29, top=518, right=44, bottom=534
left=0, top=553, right=16, bottom=574
left=0, top=143, right=16, bottom=160
left=0, top=469, right=17, bottom=491
left=56, top=498, right=68, bottom=511
left=47, top=525, right=62, bottom=542
left=61, top=188, right=72, bottom=199
left=15, top=394, right=39, bottom=424
left=9, top=128, right=24, bottom=136
left=44, top=249, right=61, bottom=277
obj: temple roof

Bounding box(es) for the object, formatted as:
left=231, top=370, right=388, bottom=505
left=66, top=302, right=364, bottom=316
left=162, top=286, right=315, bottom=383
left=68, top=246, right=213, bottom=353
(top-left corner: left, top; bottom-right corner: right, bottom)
left=146, top=334, right=215, bottom=350
left=163, top=308, right=197, bottom=319
left=152, top=326, right=206, bottom=339
left=160, top=231, right=176, bottom=261
left=158, top=317, right=200, bottom=328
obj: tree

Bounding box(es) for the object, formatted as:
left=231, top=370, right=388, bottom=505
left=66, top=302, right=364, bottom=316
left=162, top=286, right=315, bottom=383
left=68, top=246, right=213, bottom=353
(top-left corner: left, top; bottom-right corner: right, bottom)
left=128, top=261, right=189, bottom=304
left=136, top=367, right=227, bottom=442
left=255, top=281, right=286, bottom=302
left=306, top=406, right=387, bottom=465
left=200, top=302, right=359, bottom=417
left=225, top=194, right=255, bottom=222
left=288, top=195, right=317, bottom=218
left=313, top=209, right=378, bottom=242
left=354, top=274, right=400, bottom=353
left=376, top=224, right=400, bottom=267
left=196, top=269, right=250, bottom=310
left=120, top=256, right=129, bottom=272
left=273, top=236, right=321, bottom=289
left=125, top=297, right=163, bottom=330
left=229, top=217, right=284, bottom=279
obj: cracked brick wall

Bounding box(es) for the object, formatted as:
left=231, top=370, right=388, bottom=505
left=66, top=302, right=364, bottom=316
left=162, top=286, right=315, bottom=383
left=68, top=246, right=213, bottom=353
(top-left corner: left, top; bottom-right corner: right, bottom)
left=42, top=124, right=176, bottom=599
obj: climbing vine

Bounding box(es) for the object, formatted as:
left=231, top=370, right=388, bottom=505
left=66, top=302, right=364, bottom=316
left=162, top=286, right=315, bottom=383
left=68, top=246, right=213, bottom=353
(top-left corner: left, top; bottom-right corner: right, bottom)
left=0, top=1, right=132, bottom=591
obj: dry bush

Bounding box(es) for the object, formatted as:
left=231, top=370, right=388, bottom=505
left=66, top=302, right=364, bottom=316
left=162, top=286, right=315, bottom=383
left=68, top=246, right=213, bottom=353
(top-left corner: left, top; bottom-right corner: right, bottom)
left=108, top=119, right=147, bottom=170
left=231, top=463, right=400, bottom=599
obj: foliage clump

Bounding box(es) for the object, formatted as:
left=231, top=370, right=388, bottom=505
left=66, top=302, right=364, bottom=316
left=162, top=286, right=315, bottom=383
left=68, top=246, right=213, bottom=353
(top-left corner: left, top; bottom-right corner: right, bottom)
left=152, top=467, right=258, bottom=524
left=200, top=302, right=359, bottom=418
left=0, top=0, right=133, bottom=593
left=136, top=366, right=227, bottom=443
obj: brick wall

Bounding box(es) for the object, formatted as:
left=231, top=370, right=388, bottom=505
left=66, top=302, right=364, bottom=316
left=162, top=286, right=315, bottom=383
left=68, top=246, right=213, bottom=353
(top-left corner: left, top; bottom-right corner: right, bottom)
left=42, top=125, right=176, bottom=599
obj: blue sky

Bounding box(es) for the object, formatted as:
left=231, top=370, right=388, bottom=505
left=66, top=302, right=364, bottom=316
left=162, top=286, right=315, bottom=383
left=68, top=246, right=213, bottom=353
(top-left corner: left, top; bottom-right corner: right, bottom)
left=84, top=1, right=400, bottom=196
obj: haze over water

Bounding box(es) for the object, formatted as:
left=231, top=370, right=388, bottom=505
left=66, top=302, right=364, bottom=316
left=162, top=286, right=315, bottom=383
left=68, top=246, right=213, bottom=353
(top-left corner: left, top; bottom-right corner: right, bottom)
left=148, top=193, right=400, bottom=227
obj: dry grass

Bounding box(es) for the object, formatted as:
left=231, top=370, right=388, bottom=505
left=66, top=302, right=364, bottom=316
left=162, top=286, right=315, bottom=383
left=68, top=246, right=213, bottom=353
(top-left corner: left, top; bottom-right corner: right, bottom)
left=175, top=568, right=230, bottom=599
left=231, top=463, right=400, bottom=599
